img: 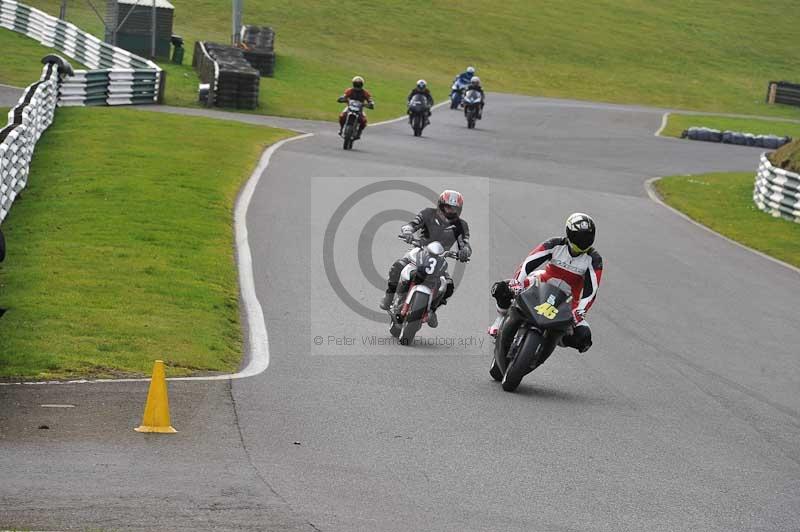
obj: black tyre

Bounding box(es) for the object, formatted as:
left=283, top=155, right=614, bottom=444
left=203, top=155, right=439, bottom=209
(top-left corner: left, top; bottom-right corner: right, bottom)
left=389, top=322, right=401, bottom=338
left=343, top=123, right=354, bottom=150
left=501, top=330, right=543, bottom=392
left=413, top=114, right=423, bottom=136
left=399, top=292, right=428, bottom=346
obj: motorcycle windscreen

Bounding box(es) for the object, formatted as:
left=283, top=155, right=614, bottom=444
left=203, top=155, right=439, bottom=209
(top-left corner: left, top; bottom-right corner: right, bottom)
left=410, top=94, right=428, bottom=108
left=464, top=90, right=482, bottom=103
left=516, top=283, right=574, bottom=329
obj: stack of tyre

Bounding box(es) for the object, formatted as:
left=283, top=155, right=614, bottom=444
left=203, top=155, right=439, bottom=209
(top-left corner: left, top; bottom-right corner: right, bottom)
left=682, top=127, right=791, bottom=149
left=240, top=25, right=276, bottom=77
left=203, top=42, right=260, bottom=109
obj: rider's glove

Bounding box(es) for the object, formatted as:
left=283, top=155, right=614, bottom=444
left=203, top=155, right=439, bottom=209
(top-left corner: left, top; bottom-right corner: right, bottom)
left=400, top=225, right=414, bottom=244
left=457, top=247, right=471, bottom=262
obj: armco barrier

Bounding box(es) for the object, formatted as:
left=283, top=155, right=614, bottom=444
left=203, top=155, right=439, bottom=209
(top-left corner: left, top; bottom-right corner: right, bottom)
left=0, top=59, right=61, bottom=225
left=0, top=0, right=163, bottom=105
left=753, top=154, right=800, bottom=223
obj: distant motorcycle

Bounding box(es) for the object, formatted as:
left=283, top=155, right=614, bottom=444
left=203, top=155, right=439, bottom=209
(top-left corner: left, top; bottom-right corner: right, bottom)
left=387, top=237, right=462, bottom=345
left=462, top=89, right=483, bottom=129
left=491, top=278, right=576, bottom=391
left=339, top=98, right=371, bottom=150
left=408, top=93, right=430, bottom=137
left=449, top=79, right=469, bottom=109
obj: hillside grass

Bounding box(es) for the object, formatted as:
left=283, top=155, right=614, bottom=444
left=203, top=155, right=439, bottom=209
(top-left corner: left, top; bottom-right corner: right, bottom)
left=661, top=114, right=800, bottom=139
left=655, top=172, right=800, bottom=268
left=0, top=108, right=292, bottom=379
left=768, top=139, right=800, bottom=174
left=3, top=0, right=799, bottom=121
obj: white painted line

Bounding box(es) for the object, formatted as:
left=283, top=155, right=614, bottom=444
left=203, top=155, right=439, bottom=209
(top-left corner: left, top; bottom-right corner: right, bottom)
left=654, top=112, right=669, bottom=136
left=1, top=132, right=315, bottom=386
left=40, top=404, right=75, bottom=408
left=0, top=82, right=23, bottom=90
left=645, top=177, right=800, bottom=276
left=370, top=100, right=450, bottom=127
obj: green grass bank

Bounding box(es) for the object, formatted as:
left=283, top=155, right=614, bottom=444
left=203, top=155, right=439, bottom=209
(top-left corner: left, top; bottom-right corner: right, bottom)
left=0, top=108, right=292, bottom=379
left=4, top=1, right=800, bottom=121
left=654, top=172, right=800, bottom=268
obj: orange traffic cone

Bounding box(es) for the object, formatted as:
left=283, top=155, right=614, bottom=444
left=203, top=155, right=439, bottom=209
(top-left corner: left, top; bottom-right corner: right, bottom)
left=134, top=360, right=177, bottom=433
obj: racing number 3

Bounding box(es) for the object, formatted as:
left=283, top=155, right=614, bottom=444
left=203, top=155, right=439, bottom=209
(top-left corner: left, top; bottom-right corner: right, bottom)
left=425, top=257, right=437, bottom=274
left=534, top=302, right=558, bottom=319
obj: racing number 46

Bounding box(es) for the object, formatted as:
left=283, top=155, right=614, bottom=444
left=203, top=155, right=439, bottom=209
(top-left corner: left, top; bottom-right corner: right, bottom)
left=534, top=302, right=558, bottom=319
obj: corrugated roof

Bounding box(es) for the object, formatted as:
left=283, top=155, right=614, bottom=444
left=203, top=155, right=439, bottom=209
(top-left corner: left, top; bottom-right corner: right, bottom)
left=118, top=0, right=175, bottom=9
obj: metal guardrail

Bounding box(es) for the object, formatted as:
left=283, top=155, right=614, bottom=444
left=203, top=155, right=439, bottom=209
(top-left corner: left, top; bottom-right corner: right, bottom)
left=754, top=154, right=800, bottom=223
left=0, top=60, right=60, bottom=226
left=0, top=0, right=163, bottom=105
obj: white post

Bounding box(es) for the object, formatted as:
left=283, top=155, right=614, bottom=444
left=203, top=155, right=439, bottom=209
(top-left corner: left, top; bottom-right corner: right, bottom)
left=232, top=0, right=243, bottom=46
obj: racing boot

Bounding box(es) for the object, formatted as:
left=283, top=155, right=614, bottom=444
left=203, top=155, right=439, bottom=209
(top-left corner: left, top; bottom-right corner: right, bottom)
left=380, top=289, right=395, bottom=311
left=427, top=309, right=438, bottom=328
left=487, top=308, right=508, bottom=337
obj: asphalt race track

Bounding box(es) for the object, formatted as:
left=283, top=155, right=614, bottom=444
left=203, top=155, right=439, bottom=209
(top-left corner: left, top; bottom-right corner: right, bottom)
left=2, top=94, right=799, bottom=531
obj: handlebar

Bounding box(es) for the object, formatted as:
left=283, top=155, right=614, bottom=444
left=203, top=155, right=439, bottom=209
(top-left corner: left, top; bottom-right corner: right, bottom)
left=397, top=235, right=469, bottom=262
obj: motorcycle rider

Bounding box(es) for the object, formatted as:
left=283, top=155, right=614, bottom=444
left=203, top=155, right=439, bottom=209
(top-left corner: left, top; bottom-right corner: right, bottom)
left=464, top=76, right=485, bottom=119
left=380, top=190, right=472, bottom=328
left=407, top=79, right=434, bottom=125
left=338, top=76, right=375, bottom=139
left=453, top=66, right=476, bottom=86
left=488, top=213, right=602, bottom=354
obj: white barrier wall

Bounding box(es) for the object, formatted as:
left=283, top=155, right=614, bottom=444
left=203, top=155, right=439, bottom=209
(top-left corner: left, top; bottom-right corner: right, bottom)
left=754, top=154, right=800, bottom=224
left=0, top=0, right=163, bottom=105
left=0, top=62, right=59, bottom=225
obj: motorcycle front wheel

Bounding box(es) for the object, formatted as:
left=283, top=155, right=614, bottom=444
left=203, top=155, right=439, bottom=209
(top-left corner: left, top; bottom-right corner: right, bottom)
left=502, top=329, right=543, bottom=392
left=399, top=292, right=428, bottom=346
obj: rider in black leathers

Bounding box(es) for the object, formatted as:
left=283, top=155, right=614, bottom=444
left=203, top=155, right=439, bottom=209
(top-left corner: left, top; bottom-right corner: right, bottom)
left=380, top=190, right=471, bottom=327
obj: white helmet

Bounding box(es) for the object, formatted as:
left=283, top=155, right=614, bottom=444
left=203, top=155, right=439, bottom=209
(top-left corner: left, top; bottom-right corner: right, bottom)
left=470, top=76, right=481, bottom=86
left=416, top=79, right=427, bottom=89
left=466, top=66, right=475, bottom=74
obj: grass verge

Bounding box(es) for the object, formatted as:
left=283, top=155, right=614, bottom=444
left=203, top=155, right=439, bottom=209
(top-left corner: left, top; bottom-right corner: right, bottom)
left=5, top=1, right=800, bottom=121
left=654, top=172, right=800, bottom=268
left=0, top=107, right=292, bottom=379
left=0, top=28, right=85, bottom=87
left=660, top=114, right=800, bottom=139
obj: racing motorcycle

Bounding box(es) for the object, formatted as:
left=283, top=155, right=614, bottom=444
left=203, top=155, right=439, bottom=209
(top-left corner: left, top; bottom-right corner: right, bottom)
left=408, top=93, right=430, bottom=137
left=339, top=98, right=371, bottom=150
left=387, top=237, right=461, bottom=345
left=449, top=79, right=469, bottom=109
left=462, top=89, right=483, bottom=129
left=491, top=278, right=576, bottom=391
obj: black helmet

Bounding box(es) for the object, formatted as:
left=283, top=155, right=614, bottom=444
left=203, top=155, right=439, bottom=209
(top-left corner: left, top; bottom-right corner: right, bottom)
left=565, top=212, right=595, bottom=253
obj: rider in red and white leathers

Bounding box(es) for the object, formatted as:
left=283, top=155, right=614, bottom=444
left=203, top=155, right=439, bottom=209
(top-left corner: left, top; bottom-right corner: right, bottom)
left=488, top=213, right=603, bottom=353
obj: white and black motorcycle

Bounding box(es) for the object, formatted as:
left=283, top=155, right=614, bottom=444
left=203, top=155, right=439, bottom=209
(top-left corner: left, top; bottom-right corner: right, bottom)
left=387, top=237, right=460, bottom=345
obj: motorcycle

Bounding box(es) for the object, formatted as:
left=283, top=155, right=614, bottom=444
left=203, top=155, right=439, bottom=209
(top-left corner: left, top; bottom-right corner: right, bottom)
left=339, top=98, right=371, bottom=150
left=449, top=78, right=469, bottom=109
left=387, top=237, right=461, bottom=345
left=462, top=89, right=483, bottom=129
left=408, top=93, right=430, bottom=137
left=491, top=278, right=575, bottom=391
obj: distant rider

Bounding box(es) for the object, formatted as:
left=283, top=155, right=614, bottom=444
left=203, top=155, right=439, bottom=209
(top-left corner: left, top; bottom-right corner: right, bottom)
left=407, top=79, right=434, bottom=125
left=453, top=66, right=476, bottom=87
left=464, top=76, right=485, bottom=119
left=380, top=190, right=472, bottom=328
left=338, top=76, right=374, bottom=139
left=488, top=213, right=603, bottom=354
